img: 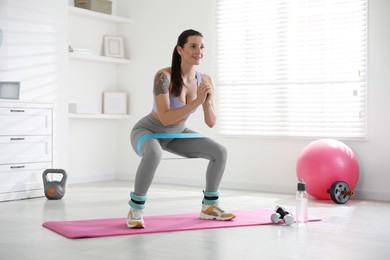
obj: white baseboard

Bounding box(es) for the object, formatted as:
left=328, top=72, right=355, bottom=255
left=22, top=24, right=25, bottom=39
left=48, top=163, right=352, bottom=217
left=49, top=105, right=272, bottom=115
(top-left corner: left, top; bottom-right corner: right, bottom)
left=0, top=189, right=44, bottom=202
left=116, top=173, right=390, bottom=202
left=67, top=173, right=117, bottom=184
left=116, top=174, right=295, bottom=195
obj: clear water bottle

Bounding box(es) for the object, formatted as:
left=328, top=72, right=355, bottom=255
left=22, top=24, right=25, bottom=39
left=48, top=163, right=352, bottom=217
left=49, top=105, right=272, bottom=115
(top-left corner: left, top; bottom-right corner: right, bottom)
left=296, top=180, right=308, bottom=224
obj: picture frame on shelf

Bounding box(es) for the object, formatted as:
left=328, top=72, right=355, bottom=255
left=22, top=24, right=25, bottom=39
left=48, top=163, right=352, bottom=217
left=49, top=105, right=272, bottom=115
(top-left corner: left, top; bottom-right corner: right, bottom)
left=103, top=92, right=128, bottom=115
left=103, top=35, right=125, bottom=58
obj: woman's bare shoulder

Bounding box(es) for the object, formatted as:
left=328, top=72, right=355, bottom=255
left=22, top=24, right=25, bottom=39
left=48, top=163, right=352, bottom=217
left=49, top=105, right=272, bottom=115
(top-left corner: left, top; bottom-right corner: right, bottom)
left=155, top=67, right=172, bottom=77
left=198, top=72, right=214, bottom=83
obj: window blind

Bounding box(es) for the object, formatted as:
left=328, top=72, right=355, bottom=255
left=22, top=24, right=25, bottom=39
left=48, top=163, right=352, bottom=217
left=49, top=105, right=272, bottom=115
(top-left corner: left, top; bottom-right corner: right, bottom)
left=215, top=0, right=368, bottom=138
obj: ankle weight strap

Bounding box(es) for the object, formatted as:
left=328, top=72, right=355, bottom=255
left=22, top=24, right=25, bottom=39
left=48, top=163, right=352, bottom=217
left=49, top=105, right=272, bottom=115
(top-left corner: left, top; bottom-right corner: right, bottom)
left=203, top=190, right=220, bottom=205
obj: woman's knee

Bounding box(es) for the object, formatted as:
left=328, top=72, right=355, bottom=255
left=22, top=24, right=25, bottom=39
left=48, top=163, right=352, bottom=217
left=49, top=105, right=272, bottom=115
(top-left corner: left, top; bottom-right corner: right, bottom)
left=142, top=142, right=163, bottom=161
left=214, top=143, right=228, bottom=162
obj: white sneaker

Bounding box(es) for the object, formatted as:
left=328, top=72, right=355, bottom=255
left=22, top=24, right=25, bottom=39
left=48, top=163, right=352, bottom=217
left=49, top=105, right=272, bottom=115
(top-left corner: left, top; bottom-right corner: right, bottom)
left=200, top=204, right=236, bottom=221
left=127, top=208, right=145, bottom=228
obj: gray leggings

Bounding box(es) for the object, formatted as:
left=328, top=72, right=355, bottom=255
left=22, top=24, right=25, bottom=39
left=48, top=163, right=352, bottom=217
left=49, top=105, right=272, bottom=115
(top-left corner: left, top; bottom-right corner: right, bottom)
left=130, top=114, right=227, bottom=196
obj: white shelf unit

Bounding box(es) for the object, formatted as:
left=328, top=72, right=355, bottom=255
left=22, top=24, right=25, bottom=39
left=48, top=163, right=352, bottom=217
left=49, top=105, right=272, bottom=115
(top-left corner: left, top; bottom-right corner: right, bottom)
left=66, top=4, right=132, bottom=183
left=68, top=113, right=130, bottom=119
left=68, top=6, right=131, bottom=23
left=68, top=5, right=130, bottom=119
left=69, top=52, right=130, bottom=64
left=0, top=101, right=53, bottom=201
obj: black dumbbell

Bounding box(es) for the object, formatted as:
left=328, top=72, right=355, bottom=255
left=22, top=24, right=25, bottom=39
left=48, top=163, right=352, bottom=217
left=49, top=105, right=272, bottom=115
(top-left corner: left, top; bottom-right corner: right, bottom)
left=270, top=205, right=294, bottom=226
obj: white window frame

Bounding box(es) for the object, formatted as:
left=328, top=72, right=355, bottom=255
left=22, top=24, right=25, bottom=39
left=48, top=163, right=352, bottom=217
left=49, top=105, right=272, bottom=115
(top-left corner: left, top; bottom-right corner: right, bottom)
left=215, top=0, right=368, bottom=139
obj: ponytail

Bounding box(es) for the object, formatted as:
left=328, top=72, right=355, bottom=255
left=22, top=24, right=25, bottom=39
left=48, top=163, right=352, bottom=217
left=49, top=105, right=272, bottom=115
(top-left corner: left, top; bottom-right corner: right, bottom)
left=170, top=29, right=203, bottom=97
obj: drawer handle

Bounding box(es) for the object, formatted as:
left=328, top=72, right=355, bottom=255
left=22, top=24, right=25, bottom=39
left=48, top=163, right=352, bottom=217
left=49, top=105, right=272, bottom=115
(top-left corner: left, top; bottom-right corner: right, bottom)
left=10, top=109, right=25, bottom=113
left=10, top=165, right=25, bottom=169
left=10, top=137, right=25, bottom=141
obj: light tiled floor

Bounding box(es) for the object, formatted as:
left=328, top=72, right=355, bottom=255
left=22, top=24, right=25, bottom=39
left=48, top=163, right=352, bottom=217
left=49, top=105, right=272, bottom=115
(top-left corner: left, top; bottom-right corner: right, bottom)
left=0, top=181, right=389, bottom=260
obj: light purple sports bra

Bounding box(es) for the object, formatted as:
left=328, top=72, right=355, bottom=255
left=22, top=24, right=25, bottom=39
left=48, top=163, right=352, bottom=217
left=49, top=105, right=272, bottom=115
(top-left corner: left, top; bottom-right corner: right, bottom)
left=152, top=71, right=202, bottom=118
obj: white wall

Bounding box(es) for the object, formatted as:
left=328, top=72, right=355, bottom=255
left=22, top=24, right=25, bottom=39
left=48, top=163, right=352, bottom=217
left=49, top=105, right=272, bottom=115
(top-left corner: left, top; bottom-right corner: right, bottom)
left=0, top=0, right=69, bottom=173
left=115, top=0, right=390, bottom=201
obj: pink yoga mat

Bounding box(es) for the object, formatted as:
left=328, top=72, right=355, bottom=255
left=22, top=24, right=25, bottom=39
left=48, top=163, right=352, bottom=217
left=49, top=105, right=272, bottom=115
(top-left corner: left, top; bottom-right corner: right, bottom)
left=42, top=209, right=321, bottom=239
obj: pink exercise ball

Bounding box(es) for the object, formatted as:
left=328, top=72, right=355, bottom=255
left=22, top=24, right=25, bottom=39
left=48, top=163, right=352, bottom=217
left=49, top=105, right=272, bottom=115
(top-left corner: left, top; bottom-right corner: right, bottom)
left=296, top=139, right=359, bottom=200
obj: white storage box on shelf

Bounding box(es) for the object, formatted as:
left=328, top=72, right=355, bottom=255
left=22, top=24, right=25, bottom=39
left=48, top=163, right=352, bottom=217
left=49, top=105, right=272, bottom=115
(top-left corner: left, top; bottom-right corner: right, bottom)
left=68, top=103, right=100, bottom=114
left=74, top=0, right=112, bottom=15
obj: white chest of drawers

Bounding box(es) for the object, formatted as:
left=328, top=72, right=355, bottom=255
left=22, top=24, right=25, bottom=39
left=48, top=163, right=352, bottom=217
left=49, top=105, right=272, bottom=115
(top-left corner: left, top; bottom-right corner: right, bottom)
left=0, top=101, right=53, bottom=201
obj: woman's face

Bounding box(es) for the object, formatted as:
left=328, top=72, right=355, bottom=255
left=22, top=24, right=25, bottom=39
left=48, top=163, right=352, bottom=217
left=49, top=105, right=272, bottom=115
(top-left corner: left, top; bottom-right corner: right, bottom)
left=178, top=35, right=205, bottom=65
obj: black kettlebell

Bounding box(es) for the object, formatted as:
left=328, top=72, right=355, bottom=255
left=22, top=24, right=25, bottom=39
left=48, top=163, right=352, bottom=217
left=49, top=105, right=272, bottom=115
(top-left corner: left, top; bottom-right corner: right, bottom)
left=42, top=169, right=67, bottom=200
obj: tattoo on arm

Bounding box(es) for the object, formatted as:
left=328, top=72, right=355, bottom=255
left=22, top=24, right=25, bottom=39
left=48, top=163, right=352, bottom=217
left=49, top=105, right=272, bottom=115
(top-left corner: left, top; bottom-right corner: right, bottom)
left=153, top=72, right=169, bottom=96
